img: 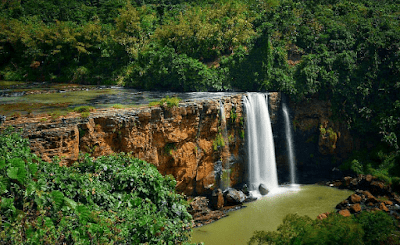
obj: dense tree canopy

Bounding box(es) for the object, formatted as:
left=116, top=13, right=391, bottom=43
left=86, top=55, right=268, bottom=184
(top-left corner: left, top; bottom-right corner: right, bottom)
left=1, top=0, right=400, bottom=182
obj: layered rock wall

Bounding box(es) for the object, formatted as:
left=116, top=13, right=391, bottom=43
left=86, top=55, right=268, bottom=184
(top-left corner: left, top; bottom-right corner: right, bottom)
left=2, top=95, right=245, bottom=196
left=2, top=92, right=358, bottom=195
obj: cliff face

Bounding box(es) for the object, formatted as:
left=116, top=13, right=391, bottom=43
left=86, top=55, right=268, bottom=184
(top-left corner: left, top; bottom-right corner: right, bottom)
left=2, top=92, right=357, bottom=194
left=2, top=95, right=245, bottom=196
left=272, top=95, right=356, bottom=184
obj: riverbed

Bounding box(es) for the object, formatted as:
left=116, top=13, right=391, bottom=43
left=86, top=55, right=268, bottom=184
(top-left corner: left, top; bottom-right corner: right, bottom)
left=191, top=185, right=353, bottom=245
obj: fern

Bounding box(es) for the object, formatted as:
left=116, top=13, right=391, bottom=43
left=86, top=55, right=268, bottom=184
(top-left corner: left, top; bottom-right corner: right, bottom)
left=77, top=205, right=90, bottom=225
left=51, top=191, right=65, bottom=211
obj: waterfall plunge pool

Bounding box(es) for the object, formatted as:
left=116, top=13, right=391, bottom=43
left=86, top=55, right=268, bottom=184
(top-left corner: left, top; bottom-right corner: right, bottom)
left=191, top=185, right=353, bottom=245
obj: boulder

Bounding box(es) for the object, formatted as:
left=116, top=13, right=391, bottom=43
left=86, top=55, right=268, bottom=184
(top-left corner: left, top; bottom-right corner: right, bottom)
left=224, top=188, right=246, bottom=205
left=336, top=199, right=349, bottom=210
left=259, top=184, right=269, bottom=195
left=350, top=194, right=362, bottom=203
left=317, top=212, right=330, bottom=220
left=211, top=188, right=224, bottom=209
left=350, top=203, right=361, bottom=213
left=339, top=209, right=351, bottom=217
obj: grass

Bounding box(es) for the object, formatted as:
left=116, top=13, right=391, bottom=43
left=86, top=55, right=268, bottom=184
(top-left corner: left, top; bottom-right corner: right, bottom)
left=73, top=106, right=95, bottom=113
left=0, top=81, right=27, bottom=88
left=112, top=104, right=125, bottom=109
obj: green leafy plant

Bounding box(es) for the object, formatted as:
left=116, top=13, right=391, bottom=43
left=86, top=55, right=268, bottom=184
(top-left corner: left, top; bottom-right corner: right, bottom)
left=249, top=212, right=399, bottom=245
left=112, top=104, right=124, bottom=109
left=80, top=111, right=90, bottom=118
left=73, top=106, right=95, bottom=113
left=213, top=133, right=225, bottom=151
left=160, top=96, right=181, bottom=108
left=0, top=128, right=193, bottom=244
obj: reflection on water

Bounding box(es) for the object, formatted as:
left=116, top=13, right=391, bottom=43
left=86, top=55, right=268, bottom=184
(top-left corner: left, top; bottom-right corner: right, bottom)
left=89, top=89, right=239, bottom=107
left=0, top=87, right=239, bottom=114
left=191, top=185, right=353, bottom=245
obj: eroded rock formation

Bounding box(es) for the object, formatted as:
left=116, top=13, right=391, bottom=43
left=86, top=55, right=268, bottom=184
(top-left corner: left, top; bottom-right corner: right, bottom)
left=2, top=92, right=358, bottom=196
left=2, top=95, right=245, bottom=196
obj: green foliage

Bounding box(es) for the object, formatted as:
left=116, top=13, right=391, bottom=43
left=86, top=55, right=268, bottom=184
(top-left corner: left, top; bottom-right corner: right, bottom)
left=112, top=104, right=124, bottom=109
left=164, top=143, right=176, bottom=155
left=213, top=133, right=225, bottom=151
left=148, top=96, right=181, bottom=108
left=230, top=107, right=237, bottom=123
left=0, top=128, right=193, bottom=244
left=73, top=105, right=95, bottom=113
left=342, top=144, right=400, bottom=189
left=125, top=45, right=222, bottom=91
left=160, top=96, right=181, bottom=108
left=248, top=212, right=399, bottom=245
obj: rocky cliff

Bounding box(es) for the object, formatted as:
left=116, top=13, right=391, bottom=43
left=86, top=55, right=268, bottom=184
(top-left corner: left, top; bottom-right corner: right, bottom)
left=272, top=95, right=357, bottom=184
left=1, top=95, right=245, bottom=196
left=1, top=92, right=357, bottom=195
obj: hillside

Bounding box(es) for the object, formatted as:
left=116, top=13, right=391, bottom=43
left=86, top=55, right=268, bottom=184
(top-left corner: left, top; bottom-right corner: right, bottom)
left=1, top=0, right=400, bottom=189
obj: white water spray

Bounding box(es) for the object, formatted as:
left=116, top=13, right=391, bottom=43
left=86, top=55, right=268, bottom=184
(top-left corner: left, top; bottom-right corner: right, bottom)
left=282, top=101, right=297, bottom=185
left=244, top=93, right=279, bottom=197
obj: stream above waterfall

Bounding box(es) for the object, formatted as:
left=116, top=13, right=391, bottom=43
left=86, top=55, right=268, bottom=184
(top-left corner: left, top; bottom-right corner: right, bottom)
left=191, top=185, right=353, bottom=245
left=0, top=86, right=239, bottom=115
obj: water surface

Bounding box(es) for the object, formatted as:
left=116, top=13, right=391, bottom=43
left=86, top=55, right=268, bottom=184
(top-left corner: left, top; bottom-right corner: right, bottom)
left=191, top=185, right=353, bottom=245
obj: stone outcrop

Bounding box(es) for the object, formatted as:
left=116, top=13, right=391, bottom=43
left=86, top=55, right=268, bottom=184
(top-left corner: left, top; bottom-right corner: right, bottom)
left=1, top=95, right=245, bottom=196
left=2, top=91, right=359, bottom=196
left=326, top=175, right=400, bottom=220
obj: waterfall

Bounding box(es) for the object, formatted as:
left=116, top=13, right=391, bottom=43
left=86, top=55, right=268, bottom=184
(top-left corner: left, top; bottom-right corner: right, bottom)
left=243, top=93, right=278, bottom=197
left=282, top=100, right=296, bottom=185
left=219, top=100, right=230, bottom=190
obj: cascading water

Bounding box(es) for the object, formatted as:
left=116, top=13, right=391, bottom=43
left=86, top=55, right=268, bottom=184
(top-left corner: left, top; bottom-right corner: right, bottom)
left=282, top=100, right=297, bottom=185
left=219, top=100, right=230, bottom=190
left=243, top=93, right=278, bottom=197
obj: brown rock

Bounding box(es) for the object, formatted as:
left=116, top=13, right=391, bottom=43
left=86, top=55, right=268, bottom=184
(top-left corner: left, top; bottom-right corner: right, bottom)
left=344, top=177, right=352, bottom=186
left=336, top=199, right=349, bottom=209
left=350, top=194, right=362, bottom=203
left=2, top=95, right=246, bottom=196
left=333, top=181, right=343, bottom=187
left=350, top=203, right=362, bottom=213
left=379, top=203, right=389, bottom=212
left=384, top=200, right=393, bottom=206
left=339, top=209, right=351, bottom=217
left=365, top=174, right=373, bottom=182
left=362, top=191, right=377, bottom=203
left=211, top=189, right=224, bottom=210
left=317, top=212, right=330, bottom=220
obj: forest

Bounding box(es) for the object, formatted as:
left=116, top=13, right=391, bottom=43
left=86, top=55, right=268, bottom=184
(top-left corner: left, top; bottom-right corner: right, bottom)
left=1, top=0, right=400, bottom=243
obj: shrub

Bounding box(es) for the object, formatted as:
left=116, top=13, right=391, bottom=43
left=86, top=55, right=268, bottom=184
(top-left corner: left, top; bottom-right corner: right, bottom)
left=248, top=212, right=399, bottom=245
left=73, top=106, right=95, bottom=113
left=112, top=104, right=124, bottom=109
left=0, top=127, right=193, bottom=244
left=160, top=96, right=181, bottom=108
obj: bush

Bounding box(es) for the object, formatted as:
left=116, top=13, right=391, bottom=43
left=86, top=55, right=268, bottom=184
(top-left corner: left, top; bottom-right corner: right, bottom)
left=73, top=105, right=95, bottom=113
left=248, top=212, right=399, bottom=245
left=0, top=127, right=193, bottom=244
left=125, top=46, right=222, bottom=91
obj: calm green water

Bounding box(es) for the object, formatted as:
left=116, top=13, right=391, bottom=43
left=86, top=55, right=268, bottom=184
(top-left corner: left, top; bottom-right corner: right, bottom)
left=191, top=185, right=353, bottom=245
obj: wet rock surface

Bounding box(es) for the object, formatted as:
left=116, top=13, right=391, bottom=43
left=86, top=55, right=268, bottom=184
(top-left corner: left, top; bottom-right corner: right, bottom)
left=189, top=194, right=245, bottom=227
left=319, top=175, right=400, bottom=221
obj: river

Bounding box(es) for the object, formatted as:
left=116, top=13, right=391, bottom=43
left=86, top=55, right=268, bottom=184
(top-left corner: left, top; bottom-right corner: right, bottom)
left=191, top=185, right=353, bottom=245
